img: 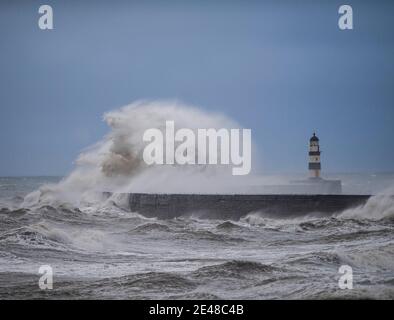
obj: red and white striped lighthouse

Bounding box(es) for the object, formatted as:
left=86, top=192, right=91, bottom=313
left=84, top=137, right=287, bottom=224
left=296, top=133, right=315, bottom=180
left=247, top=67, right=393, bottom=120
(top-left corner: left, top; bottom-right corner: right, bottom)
left=308, top=132, right=321, bottom=178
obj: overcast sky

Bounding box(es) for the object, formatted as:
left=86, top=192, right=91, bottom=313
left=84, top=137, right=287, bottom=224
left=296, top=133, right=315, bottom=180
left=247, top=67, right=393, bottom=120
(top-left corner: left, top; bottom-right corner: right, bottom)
left=0, top=0, right=393, bottom=176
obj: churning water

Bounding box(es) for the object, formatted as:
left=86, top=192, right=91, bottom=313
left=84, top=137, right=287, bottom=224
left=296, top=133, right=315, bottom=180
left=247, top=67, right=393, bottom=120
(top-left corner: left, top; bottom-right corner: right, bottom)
left=0, top=102, right=393, bottom=299
left=1, top=175, right=393, bottom=300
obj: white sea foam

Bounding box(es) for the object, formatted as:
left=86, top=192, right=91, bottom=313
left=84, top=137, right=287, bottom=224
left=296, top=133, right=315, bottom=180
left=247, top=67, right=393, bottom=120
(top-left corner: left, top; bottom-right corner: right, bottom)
left=338, top=189, right=394, bottom=220
left=22, top=100, right=260, bottom=208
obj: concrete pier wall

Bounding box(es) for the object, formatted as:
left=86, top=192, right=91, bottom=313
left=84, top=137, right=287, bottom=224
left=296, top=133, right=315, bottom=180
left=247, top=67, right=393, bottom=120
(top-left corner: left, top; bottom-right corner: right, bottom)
left=128, top=193, right=371, bottom=220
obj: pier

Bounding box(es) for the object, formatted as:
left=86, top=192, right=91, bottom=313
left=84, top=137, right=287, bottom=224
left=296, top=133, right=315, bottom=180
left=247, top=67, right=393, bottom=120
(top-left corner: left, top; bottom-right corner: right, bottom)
left=128, top=193, right=371, bottom=220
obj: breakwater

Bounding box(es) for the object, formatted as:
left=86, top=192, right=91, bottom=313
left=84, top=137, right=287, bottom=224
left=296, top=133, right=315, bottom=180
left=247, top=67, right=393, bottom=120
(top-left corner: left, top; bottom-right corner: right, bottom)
left=128, top=193, right=371, bottom=219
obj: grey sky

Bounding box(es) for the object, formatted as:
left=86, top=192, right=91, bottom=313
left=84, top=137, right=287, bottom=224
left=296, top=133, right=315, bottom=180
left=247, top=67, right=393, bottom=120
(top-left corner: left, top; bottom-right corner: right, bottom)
left=0, top=0, right=393, bottom=176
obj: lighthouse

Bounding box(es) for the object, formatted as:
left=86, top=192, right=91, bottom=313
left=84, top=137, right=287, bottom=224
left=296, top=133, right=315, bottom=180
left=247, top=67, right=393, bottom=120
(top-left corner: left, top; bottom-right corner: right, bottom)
left=308, top=132, right=321, bottom=178
left=248, top=131, right=342, bottom=194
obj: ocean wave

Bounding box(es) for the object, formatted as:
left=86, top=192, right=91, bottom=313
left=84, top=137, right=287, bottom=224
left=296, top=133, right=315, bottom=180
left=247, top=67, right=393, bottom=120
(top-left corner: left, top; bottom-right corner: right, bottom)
left=318, top=229, right=392, bottom=243
left=338, top=194, right=394, bottom=221
left=118, top=272, right=196, bottom=291
left=0, top=207, right=30, bottom=216
left=335, top=243, right=394, bottom=271
left=0, top=224, right=72, bottom=250
left=193, top=260, right=278, bottom=279
left=308, top=286, right=394, bottom=300
left=75, top=272, right=198, bottom=299
left=298, top=218, right=371, bottom=231
left=286, top=251, right=343, bottom=267
left=174, top=229, right=247, bottom=243
left=169, top=292, right=221, bottom=300
left=21, top=101, right=252, bottom=211
left=216, top=221, right=245, bottom=231
left=130, top=223, right=172, bottom=233
left=287, top=243, right=394, bottom=273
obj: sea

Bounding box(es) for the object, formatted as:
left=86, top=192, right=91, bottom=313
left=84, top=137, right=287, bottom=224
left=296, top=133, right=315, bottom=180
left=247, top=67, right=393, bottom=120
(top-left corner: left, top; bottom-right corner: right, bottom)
left=0, top=174, right=393, bottom=300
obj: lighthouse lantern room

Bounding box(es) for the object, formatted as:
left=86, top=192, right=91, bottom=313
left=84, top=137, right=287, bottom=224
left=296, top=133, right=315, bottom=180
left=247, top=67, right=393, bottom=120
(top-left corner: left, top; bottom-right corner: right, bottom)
left=308, top=132, right=321, bottom=178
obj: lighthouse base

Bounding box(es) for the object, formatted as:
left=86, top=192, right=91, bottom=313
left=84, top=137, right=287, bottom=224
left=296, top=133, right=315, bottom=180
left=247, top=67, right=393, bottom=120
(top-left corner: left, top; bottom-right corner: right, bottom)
left=248, top=177, right=342, bottom=195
